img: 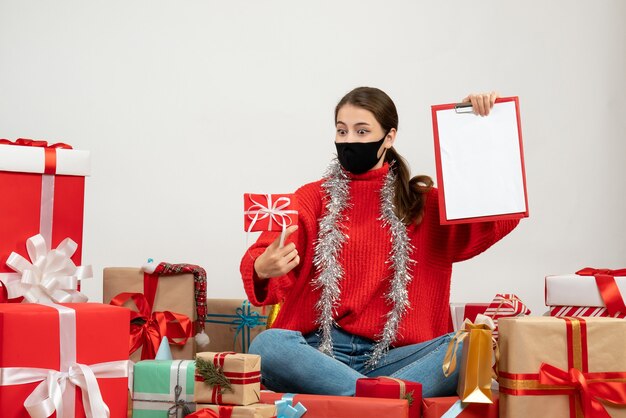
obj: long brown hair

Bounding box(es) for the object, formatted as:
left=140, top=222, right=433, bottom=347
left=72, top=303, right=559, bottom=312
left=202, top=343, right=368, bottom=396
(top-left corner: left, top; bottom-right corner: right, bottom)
left=334, top=87, right=433, bottom=225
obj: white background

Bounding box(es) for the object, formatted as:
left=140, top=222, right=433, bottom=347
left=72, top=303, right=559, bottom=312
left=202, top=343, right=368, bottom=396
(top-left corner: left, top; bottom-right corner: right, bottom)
left=1, top=1, right=625, bottom=316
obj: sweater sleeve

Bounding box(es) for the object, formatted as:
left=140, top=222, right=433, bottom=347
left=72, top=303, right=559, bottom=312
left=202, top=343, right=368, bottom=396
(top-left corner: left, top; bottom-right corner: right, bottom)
left=239, top=182, right=321, bottom=307
left=424, top=188, right=521, bottom=264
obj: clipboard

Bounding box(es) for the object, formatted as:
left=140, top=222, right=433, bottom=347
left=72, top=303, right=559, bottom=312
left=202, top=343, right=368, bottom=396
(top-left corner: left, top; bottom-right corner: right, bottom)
left=431, top=96, right=529, bottom=224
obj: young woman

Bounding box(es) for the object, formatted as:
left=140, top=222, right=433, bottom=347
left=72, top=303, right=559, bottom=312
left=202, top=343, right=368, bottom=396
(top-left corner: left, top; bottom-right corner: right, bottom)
left=240, top=87, right=518, bottom=397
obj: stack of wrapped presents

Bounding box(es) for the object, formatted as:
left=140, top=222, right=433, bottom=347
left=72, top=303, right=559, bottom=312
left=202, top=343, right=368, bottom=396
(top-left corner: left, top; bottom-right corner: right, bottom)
left=2, top=138, right=626, bottom=417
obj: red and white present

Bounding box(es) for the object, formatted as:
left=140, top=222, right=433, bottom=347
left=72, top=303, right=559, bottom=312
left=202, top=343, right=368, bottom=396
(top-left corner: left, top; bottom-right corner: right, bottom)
left=545, top=268, right=626, bottom=317
left=0, top=138, right=90, bottom=297
left=449, top=303, right=489, bottom=332
left=0, top=303, right=131, bottom=417
left=243, top=193, right=298, bottom=232
left=451, top=295, right=530, bottom=338
left=483, top=294, right=530, bottom=339
left=550, top=305, right=626, bottom=318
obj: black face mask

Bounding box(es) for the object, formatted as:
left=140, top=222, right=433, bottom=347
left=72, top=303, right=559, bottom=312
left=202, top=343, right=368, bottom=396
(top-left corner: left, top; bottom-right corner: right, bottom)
left=335, top=134, right=387, bottom=174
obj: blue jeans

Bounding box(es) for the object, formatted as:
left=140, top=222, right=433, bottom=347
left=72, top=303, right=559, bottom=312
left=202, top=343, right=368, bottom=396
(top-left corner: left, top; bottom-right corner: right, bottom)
left=248, top=327, right=461, bottom=397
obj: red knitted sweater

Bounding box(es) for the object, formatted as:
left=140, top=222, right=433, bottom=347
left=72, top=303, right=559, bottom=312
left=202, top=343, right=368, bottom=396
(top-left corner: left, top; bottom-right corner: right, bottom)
left=240, top=163, right=519, bottom=346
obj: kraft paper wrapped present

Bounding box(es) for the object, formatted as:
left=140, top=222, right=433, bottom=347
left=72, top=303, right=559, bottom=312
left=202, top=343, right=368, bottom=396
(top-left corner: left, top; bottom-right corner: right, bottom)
left=132, top=359, right=196, bottom=418
left=194, top=352, right=261, bottom=406
left=355, top=377, right=422, bottom=418
left=498, top=316, right=626, bottom=418
left=204, top=299, right=268, bottom=353
left=103, top=263, right=204, bottom=361
left=443, top=315, right=496, bottom=404
left=0, top=303, right=130, bottom=418
left=422, top=394, right=499, bottom=418
left=0, top=138, right=90, bottom=299
left=545, top=268, right=626, bottom=315
left=195, top=403, right=276, bottom=418
left=260, top=392, right=409, bottom=418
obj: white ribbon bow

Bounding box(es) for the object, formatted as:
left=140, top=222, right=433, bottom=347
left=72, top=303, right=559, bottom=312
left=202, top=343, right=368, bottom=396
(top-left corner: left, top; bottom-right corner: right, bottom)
left=4, top=234, right=91, bottom=303
left=1, top=361, right=130, bottom=418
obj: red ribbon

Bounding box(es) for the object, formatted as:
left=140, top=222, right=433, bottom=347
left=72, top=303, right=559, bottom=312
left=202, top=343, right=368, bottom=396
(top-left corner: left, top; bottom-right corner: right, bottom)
left=0, top=281, right=7, bottom=303
left=109, top=292, right=192, bottom=360
left=538, top=363, right=626, bottom=418
left=576, top=268, right=626, bottom=315
left=185, top=409, right=219, bottom=418
left=0, top=138, right=72, bottom=174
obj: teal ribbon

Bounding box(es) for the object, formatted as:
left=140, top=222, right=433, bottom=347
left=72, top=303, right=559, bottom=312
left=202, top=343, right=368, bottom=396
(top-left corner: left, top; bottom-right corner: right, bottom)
left=441, top=400, right=466, bottom=418
left=204, top=300, right=267, bottom=353
left=275, top=393, right=307, bottom=418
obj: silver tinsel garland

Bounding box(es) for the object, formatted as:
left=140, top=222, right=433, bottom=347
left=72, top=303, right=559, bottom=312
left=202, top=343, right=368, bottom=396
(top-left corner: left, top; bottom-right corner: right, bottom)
left=312, top=159, right=350, bottom=356
left=312, top=159, right=414, bottom=367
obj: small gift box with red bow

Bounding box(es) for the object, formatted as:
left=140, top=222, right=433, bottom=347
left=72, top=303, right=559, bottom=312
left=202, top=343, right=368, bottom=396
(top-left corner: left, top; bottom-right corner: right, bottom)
left=546, top=268, right=626, bottom=318
left=498, top=316, right=626, bottom=417
left=194, top=352, right=261, bottom=406
left=243, top=194, right=298, bottom=247
left=355, top=377, right=422, bottom=418
left=0, top=303, right=131, bottom=418
left=0, top=138, right=90, bottom=297
left=104, top=261, right=208, bottom=361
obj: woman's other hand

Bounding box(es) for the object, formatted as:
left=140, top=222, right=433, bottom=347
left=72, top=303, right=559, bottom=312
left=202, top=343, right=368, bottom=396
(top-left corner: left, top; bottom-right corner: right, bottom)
left=462, top=91, right=499, bottom=116
left=253, top=225, right=300, bottom=280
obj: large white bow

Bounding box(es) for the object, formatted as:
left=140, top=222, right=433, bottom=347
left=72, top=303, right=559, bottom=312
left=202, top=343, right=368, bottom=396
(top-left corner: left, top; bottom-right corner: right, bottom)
left=4, top=234, right=91, bottom=303
left=0, top=361, right=129, bottom=418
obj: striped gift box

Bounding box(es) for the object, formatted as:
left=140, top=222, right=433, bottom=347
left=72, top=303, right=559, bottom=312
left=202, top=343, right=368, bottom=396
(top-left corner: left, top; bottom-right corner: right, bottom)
left=483, top=294, right=531, bottom=338
left=549, top=305, right=626, bottom=318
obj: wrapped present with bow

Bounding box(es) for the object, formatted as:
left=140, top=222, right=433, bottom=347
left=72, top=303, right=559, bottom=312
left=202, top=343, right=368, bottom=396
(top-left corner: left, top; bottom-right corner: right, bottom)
left=0, top=138, right=90, bottom=299
left=355, top=377, right=422, bottom=418
left=195, top=403, right=277, bottom=418
left=104, top=261, right=208, bottom=361
left=2, top=233, right=93, bottom=304
left=132, top=359, right=197, bottom=418
left=204, top=299, right=268, bottom=353
left=0, top=303, right=131, bottom=418
left=546, top=268, right=626, bottom=318
left=483, top=293, right=531, bottom=339
left=443, top=314, right=497, bottom=404
left=244, top=193, right=298, bottom=248
left=260, top=392, right=409, bottom=418
left=421, top=394, right=499, bottom=418
left=194, top=352, right=261, bottom=406
left=498, top=316, right=626, bottom=417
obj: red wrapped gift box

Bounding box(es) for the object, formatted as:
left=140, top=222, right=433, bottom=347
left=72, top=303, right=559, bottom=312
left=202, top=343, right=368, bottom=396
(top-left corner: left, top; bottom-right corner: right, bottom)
left=449, top=303, right=489, bottom=331
left=0, top=303, right=130, bottom=417
left=260, top=391, right=408, bottom=418
left=355, top=377, right=421, bottom=418
left=0, top=139, right=89, bottom=293
left=243, top=193, right=298, bottom=232
left=422, top=394, right=499, bottom=418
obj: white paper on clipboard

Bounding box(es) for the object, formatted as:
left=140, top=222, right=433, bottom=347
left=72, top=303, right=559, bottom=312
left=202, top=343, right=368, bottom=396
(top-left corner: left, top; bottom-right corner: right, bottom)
left=433, top=98, right=528, bottom=223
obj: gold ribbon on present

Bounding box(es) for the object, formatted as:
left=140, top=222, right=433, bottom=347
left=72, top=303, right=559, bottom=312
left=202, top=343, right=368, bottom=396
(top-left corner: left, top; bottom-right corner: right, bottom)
left=443, top=314, right=497, bottom=404
left=499, top=317, right=626, bottom=418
